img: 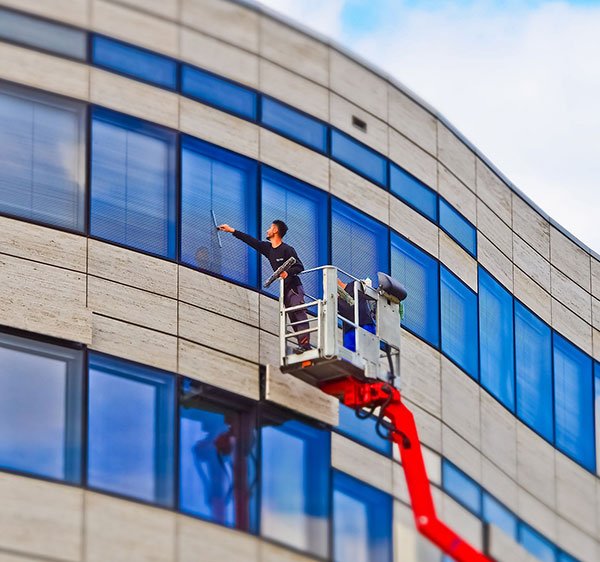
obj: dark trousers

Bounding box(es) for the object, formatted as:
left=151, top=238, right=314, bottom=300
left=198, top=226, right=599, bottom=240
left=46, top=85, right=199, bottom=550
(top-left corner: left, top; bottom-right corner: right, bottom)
left=284, top=285, right=310, bottom=346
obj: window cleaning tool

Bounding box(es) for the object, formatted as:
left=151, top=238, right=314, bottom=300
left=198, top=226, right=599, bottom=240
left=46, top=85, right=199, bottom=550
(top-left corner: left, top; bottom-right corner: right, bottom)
left=263, top=256, right=296, bottom=288
left=211, top=210, right=223, bottom=248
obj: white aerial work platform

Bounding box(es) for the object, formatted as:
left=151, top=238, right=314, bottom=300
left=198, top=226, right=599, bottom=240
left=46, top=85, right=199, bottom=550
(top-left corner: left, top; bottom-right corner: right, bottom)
left=278, top=265, right=405, bottom=386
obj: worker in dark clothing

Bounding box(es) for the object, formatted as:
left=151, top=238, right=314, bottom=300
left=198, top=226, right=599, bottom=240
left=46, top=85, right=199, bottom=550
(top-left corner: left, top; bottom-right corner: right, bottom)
left=337, top=278, right=375, bottom=352
left=217, top=220, right=311, bottom=351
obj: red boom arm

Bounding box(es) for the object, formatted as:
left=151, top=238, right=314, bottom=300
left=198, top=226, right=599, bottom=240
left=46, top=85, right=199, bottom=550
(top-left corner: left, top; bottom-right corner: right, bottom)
left=320, top=377, right=493, bottom=562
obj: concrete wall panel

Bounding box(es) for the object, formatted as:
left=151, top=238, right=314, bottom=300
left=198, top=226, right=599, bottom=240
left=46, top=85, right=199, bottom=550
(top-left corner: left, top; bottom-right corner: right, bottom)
left=0, top=473, right=83, bottom=562
left=88, top=239, right=178, bottom=298
left=0, top=216, right=86, bottom=272
left=92, top=0, right=179, bottom=56
left=91, top=314, right=177, bottom=372
left=180, top=28, right=259, bottom=87
left=178, top=338, right=259, bottom=400
left=180, top=98, right=259, bottom=160
left=91, top=69, right=179, bottom=129
left=0, top=43, right=89, bottom=101
left=260, top=16, right=329, bottom=86
left=260, top=129, right=329, bottom=191
left=389, top=130, right=437, bottom=189
left=85, top=492, right=176, bottom=562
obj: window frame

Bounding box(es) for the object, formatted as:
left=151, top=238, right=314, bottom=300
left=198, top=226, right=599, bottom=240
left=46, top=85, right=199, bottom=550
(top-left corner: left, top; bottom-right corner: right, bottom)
left=330, top=129, right=389, bottom=188
left=89, top=105, right=179, bottom=260
left=0, top=328, right=85, bottom=484
left=438, top=197, right=477, bottom=258
left=86, top=351, right=177, bottom=507
left=389, top=162, right=438, bottom=222
left=0, top=80, right=88, bottom=234
left=260, top=95, right=328, bottom=154
left=91, top=33, right=179, bottom=91
left=181, top=64, right=258, bottom=121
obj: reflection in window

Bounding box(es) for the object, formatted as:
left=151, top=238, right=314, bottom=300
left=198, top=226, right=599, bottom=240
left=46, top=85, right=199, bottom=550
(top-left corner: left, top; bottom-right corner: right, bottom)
left=440, top=266, right=478, bottom=379
left=261, top=97, right=327, bottom=153
left=553, top=334, right=595, bottom=472
left=92, top=35, right=178, bottom=89
left=390, top=164, right=437, bottom=222
left=391, top=233, right=439, bottom=346
left=515, top=302, right=553, bottom=442
left=87, top=353, right=175, bottom=506
left=181, top=65, right=257, bottom=120
left=181, top=136, right=258, bottom=285
left=439, top=199, right=476, bottom=256
left=0, top=82, right=86, bottom=231
left=179, top=378, right=257, bottom=531
left=519, top=523, right=557, bottom=562
left=479, top=269, right=514, bottom=410
left=332, top=198, right=389, bottom=284
left=0, top=8, right=87, bottom=60
left=261, top=167, right=328, bottom=298
left=331, top=130, right=388, bottom=186
left=0, top=333, right=82, bottom=482
left=90, top=107, right=177, bottom=258
left=442, top=460, right=481, bottom=516
left=261, top=414, right=330, bottom=558
left=333, top=471, right=392, bottom=562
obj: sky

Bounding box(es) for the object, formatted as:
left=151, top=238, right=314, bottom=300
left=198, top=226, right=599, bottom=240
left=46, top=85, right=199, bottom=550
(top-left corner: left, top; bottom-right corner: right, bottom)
left=257, top=0, right=600, bottom=255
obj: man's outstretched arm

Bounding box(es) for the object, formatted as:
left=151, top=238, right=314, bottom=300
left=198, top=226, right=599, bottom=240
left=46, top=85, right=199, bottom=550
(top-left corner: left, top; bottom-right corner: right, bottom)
left=218, top=224, right=270, bottom=256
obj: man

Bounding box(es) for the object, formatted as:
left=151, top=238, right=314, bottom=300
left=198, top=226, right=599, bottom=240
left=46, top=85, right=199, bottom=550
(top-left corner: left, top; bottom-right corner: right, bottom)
left=217, top=220, right=311, bottom=351
left=337, top=278, right=375, bottom=352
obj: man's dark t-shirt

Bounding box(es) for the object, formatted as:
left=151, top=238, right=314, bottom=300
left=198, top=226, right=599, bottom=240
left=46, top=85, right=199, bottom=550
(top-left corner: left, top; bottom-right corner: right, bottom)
left=233, top=230, right=304, bottom=290
left=338, top=281, right=374, bottom=333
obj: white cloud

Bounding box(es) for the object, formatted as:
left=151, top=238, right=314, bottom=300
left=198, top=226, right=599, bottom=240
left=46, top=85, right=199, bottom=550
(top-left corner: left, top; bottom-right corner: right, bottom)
left=257, top=0, right=600, bottom=254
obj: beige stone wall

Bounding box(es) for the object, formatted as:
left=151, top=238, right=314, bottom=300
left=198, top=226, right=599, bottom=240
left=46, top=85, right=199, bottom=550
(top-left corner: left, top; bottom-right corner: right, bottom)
left=1, top=0, right=599, bottom=560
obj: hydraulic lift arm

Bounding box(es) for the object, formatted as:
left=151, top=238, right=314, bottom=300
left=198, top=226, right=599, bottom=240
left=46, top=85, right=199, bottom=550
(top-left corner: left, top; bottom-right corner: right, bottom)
left=320, top=377, right=493, bottom=562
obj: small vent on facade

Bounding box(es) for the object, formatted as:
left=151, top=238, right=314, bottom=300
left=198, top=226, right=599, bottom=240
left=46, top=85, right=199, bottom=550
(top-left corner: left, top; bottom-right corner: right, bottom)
left=352, top=116, right=367, bottom=132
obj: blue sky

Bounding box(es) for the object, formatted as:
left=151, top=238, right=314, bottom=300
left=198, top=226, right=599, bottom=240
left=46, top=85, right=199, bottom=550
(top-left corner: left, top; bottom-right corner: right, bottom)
left=259, top=0, right=600, bottom=254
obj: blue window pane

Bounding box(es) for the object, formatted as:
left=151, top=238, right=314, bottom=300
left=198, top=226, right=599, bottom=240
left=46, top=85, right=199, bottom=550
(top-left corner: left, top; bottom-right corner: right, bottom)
left=442, top=461, right=481, bottom=516
left=333, top=471, right=392, bottom=562
left=482, top=493, right=517, bottom=539
left=261, top=97, right=327, bottom=153
left=332, top=198, right=389, bottom=284
left=553, top=334, right=595, bottom=471
left=519, top=524, right=557, bottom=562
left=0, top=82, right=86, bottom=231
left=479, top=269, right=515, bottom=410
left=90, top=108, right=177, bottom=259
left=391, top=233, right=439, bottom=346
left=181, top=65, right=257, bottom=120
left=390, top=164, right=437, bottom=221
left=87, top=353, right=175, bottom=506
left=179, top=378, right=257, bottom=531
left=261, top=416, right=330, bottom=558
left=0, top=333, right=82, bottom=482
left=0, top=8, right=87, bottom=60
left=439, top=199, right=476, bottom=256
left=515, top=302, right=553, bottom=442
left=337, top=404, right=392, bottom=456
left=181, top=136, right=258, bottom=285
left=331, top=130, right=388, bottom=186
left=440, top=266, right=478, bottom=379
left=92, top=35, right=177, bottom=89
left=261, top=167, right=328, bottom=298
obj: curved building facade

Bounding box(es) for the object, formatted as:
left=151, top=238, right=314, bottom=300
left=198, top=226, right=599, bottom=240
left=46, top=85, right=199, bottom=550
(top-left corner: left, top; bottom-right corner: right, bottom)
left=0, top=1, right=598, bottom=561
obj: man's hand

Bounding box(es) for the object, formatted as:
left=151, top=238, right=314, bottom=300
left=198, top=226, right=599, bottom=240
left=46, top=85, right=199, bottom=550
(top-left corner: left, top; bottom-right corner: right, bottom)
left=279, top=271, right=288, bottom=279
left=217, top=224, right=235, bottom=233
